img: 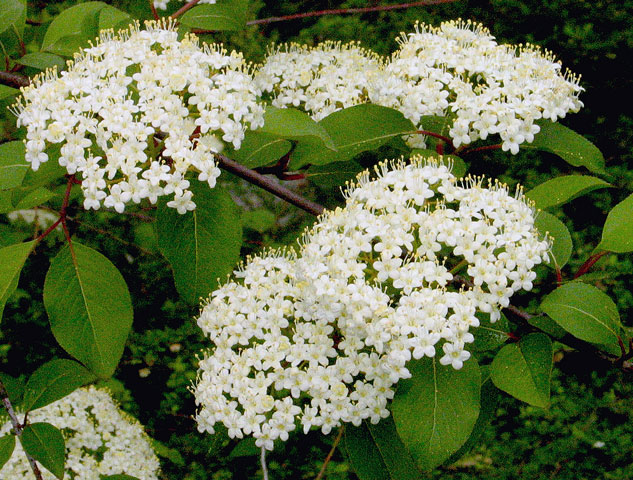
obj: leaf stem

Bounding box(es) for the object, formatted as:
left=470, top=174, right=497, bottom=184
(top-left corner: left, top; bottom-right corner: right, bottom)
left=247, top=0, right=460, bottom=26
left=573, top=250, right=608, bottom=279
left=415, top=130, right=454, bottom=149
left=0, top=379, right=44, bottom=480
left=457, top=143, right=503, bottom=156
left=315, top=426, right=344, bottom=480
left=216, top=154, right=324, bottom=217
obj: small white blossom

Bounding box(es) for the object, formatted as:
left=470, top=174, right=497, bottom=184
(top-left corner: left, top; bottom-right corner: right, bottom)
left=0, top=386, right=161, bottom=479
left=255, top=42, right=384, bottom=121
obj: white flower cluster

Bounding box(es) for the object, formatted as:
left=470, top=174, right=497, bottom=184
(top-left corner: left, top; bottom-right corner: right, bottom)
left=254, top=42, right=383, bottom=121
left=376, top=19, right=584, bottom=152
left=153, top=0, right=216, bottom=11
left=193, top=156, right=550, bottom=450
left=7, top=208, right=59, bottom=231
left=13, top=20, right=264, bottom=214
left=255, top=20, right=583, bottom=152
left=0, top=386, right=160, bottom=480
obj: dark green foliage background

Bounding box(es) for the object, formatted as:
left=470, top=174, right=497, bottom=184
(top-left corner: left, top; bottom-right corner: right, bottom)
left=1, top=1, right=632, bottom=479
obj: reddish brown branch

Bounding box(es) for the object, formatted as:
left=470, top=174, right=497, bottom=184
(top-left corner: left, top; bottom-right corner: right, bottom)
left=170, top=0, right=201, bottom=19
left=216, top=154, right=324, bottom=217
left=149, top=0, right=160, bottom=20
left=247, top=0, right=460, bottom=26
left=0, top=70, right=30, bottom=89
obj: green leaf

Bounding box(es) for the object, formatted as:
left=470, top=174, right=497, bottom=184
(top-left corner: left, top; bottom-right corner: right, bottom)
left=0, top=85, right=19, bottom=101
left=524, top=121, right=606, bottom=174
left=471, top=312, right=509, bottom=352
left=45, top=35, right=89, bottom=57
left=0, top=224, right=28, bottom=248
left=419, top=114, right=454, bottom=138
left=0, top=240, right=36, bottom=321
left=12, top=187, right=55, bottom=210
left=43, top=242, right=134, bottom=378
left=156, top=184, right=242, bottom=304
left=258, top=106, right=336, bottom=150
left=525, top=175, right=611, bottom=210
left=0, top=0, right=25, bottom=55
left=22, top=359, right=96, bottom=411
left=540, top=282, right=622, bottom=354
left=98, top=5, right=132, bottom=31
left=0, top=373, right=25, bottom=405
left=228, top=437, right=259, bottom=458
left=0, top=0, right=25, bottom=35
left=306, top=160, right=363, bottom=191
left=21, top=145, right=67, bottom=188
left=41, top=1, right=107, bottom=55
left=0, top=141, right=28, bottom=191
left=20, top=422, right=65, bottom=479
left=535, top=211, right=573, bottom=268
left=291, top=104, right=415, bottom=168
left=16, top=52, right=66, bottom=71
left=345, top=417, right=421, bottom=480
left=597, top=193, right=633, bottom=253
left=410, top=149, right=468, bottom=177
left=241, top=208, right=276, bottom=233
left=228, top=131, right=292, bottom=169
left=444, top=366, right=499, bottom=464
left=391, top=356, right=480, bottom=471
left=0, top=434, right=16, bottom=470
left=179, top=3, right=246, bottom=31
left=490, top=333, right=552, bottom=407
left=528, top=315, right=568, bottom=339
left=150, top=438, right=185, bottom=466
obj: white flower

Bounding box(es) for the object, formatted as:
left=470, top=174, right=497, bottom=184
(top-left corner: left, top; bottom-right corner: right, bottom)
left=255, top=42, right=384, bottom=121
left=193, top=155, right=550, bottom=451
left=373, top=19, right=583, bottom=151
left=0, top=386, right=161, bottom=480
left=12, top=20, right=264, bottom=214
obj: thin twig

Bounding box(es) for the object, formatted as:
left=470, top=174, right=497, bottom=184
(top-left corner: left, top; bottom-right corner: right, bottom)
left=149, top=0, right=160, bottom=21
left=170, top=0, right=201, bottom=19
left=0, top=70, right=29, bottom=88
left=247, top=0, right=460, bottom=25
left=0, top=379, right=44, bottom=480
left=315, top=426, right=344, bottom=480
left=216, top=154, right=325, bottom=217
